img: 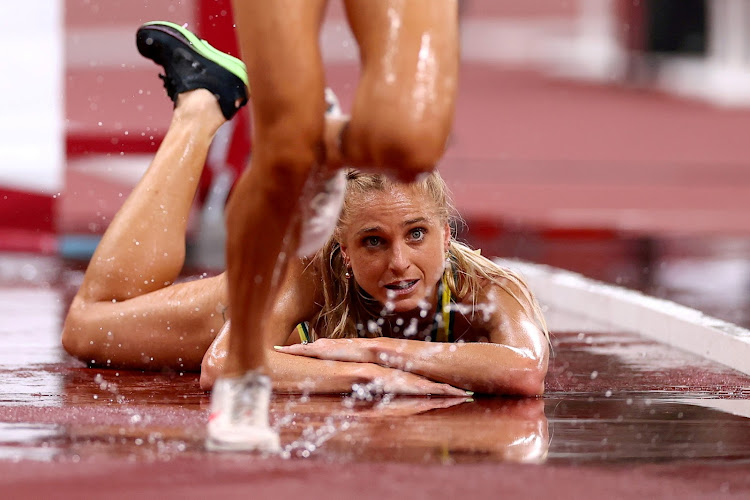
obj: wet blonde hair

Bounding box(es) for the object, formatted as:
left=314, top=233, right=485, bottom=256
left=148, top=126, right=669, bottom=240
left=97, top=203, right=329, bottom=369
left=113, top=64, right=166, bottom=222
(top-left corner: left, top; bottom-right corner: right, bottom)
left=311, top=170, right=548, bottom=341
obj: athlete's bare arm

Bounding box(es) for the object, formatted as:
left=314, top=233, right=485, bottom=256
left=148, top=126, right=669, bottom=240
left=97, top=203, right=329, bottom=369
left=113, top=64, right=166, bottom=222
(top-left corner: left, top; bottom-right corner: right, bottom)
left=276, top=280, right=549, bottom=396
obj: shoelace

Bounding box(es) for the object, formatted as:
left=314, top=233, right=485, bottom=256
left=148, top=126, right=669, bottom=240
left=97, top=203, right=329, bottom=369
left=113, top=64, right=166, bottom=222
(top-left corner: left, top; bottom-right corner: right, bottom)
left=158, top=57, right=207, bottom=103
left=158, top=73, right=178, bottom=101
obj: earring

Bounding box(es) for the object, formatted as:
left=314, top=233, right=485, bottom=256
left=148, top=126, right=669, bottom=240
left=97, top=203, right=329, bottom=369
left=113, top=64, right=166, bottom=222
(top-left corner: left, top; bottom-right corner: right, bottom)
left=345, top=269, right=351, bottom=279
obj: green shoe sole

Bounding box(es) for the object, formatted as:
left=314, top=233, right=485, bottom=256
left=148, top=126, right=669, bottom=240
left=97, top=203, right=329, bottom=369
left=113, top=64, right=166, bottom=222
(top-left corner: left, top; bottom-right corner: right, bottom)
left=141, top=20, right=248, bottom=88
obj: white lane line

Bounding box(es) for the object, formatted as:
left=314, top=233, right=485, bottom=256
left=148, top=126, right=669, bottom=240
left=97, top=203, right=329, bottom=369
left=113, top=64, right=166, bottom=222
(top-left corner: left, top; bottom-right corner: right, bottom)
left=500, top=259, right=750, bottom=376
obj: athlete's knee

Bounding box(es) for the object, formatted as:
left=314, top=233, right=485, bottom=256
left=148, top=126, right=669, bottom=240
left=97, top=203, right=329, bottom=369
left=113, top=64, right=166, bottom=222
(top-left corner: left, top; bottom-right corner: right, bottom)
left=349, top=117, right=449, bottom=182
left=379, top=130, right=446, bottom=182
left=60, top=299, right=92, bottom=360
left=257, top=119, right=325, bottom=188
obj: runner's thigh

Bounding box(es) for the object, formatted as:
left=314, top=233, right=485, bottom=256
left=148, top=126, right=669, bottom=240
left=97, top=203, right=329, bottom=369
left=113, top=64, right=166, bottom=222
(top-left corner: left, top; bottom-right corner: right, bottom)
left=343, top=0, right=459, bottom=173
left=231, top=0, right=329, bottom=135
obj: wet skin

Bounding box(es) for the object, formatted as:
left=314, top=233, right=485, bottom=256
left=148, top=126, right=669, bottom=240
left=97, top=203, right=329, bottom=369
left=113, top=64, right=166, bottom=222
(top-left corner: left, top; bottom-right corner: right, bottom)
left=224, top=0, right=459, bottom=376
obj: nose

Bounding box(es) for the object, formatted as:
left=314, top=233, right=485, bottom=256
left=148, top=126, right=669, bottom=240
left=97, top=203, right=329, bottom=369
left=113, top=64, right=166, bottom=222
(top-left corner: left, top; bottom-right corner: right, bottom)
left=389, top=241, right=411, bottom=274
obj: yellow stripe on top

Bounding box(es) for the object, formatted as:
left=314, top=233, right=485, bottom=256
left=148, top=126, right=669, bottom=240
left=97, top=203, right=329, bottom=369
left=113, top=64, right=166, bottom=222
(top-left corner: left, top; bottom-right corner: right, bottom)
left=435, top=272, right=454, bottom=343
left=296, top=322, right=310, bottom=343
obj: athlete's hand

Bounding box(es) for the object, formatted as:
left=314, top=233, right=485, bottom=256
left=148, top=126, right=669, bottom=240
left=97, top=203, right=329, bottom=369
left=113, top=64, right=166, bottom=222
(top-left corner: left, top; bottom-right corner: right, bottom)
left=275, top=338, right=378, bottom=363
left=276, top=338, right=470, bottom=396
left=358, top=364, right=469, bottom=397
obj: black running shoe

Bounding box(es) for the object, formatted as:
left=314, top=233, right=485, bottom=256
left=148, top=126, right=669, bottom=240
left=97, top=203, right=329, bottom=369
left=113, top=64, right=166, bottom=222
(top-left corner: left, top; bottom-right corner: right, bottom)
left=136, top=21, right=249, bottom=120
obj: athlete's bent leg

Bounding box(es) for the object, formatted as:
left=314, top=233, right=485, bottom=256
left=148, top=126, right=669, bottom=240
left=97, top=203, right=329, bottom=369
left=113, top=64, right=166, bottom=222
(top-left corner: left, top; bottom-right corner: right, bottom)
left=75, top=91, right=226, bottom=304
left=63, top=21, right=249, bottom=373
left=341, top=0, right=459, bottom=181
left=63, top=91, right=229, bottom=370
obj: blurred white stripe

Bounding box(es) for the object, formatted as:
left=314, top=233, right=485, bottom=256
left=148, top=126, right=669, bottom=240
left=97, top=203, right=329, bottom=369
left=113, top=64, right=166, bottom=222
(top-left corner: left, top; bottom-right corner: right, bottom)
left=0, top=1, right=63, bottom=194
left=66, top=27, right=152, bottom=69
left=65, top=18, right=578, bottom=69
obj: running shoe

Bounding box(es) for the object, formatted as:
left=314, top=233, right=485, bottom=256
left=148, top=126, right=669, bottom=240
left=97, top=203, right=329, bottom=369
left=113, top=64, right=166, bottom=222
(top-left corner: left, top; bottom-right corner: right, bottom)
left=324, top=87, right=342, bottom=117
left=297, top=88, right=347, bottom=257
left=136, top=20, right=249, bottom=120
left=206, top=371, right=281, bottom=452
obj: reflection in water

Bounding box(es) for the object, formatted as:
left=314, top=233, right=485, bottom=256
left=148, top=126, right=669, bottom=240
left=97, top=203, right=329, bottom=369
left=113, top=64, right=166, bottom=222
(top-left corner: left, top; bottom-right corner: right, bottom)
left=0, top=423, right=62, bottom=462
left=0, top=286, right=64, bottom=409
left=277, top=396, right=548, bottom=463
left=59, top=369, right=548, bottom=464
left=546, top=396, right=750, bottom=462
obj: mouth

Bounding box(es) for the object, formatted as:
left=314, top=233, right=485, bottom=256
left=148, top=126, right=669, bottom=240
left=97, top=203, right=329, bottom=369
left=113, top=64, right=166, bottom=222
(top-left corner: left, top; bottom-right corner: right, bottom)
left=384, top=279, right=419, bottom=296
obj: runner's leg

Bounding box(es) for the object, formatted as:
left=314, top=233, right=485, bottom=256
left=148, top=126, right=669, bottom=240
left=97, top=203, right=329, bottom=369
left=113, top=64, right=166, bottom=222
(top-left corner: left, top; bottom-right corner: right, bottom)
left=341, top=0, right=459, bottom=180
left=62, top=90, right=229, bottom=371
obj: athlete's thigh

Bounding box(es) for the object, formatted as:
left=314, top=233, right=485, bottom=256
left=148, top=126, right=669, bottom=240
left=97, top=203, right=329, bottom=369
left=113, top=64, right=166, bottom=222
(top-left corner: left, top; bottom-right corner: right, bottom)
left=343, top=0, right=459, bottom=126
left=64, top=275, right=227, bottom=370
left=231, top=0, right=329, bottom=128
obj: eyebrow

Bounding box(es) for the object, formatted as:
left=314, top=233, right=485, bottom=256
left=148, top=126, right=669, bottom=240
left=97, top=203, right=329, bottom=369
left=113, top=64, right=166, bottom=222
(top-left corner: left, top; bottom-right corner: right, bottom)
left=356, top=226, right=381, bottom=236
left=355, top=217, right=429, bottom=237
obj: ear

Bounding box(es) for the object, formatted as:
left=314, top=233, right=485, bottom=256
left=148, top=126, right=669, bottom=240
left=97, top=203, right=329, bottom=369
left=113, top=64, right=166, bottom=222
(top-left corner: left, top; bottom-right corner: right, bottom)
left=340, top=244, right=350, bottom=266
left=443, top=222, right=451, bottom=253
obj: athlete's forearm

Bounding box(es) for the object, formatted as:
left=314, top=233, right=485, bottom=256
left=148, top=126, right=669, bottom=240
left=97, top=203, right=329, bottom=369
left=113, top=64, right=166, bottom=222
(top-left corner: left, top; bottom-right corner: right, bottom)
left=275, top=337, right=547, bottom=395
left=371, top=337, right=547, bottom=395
left=268, top=351, right=372, bottom=394
left=201, top=344, right=466, bottom=396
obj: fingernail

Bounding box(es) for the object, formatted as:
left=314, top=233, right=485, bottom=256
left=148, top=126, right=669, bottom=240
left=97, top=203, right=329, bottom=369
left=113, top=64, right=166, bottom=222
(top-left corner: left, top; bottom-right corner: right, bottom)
left=465, top=398, right=474, bottom=403
left=273, top=345, right=283, bottom=350
left=465, top=391, right=474, bottom=396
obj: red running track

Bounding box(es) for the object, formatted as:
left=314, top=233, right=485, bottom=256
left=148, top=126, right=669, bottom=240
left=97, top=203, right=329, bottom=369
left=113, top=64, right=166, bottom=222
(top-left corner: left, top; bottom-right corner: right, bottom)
left=1, top=257, right=750, bottom=498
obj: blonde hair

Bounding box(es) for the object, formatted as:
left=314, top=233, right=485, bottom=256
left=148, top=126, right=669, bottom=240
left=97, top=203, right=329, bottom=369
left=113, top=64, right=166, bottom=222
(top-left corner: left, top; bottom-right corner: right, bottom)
left=311, top=170, right=548, bottom=341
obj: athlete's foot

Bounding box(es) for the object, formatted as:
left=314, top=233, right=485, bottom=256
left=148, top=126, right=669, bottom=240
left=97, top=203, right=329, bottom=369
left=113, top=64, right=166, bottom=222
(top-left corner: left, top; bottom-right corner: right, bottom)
left=136, top=20, right=249, bottom=120
left=297, top=88, right=348, bottom=257
left=206, top=371, right=280, bottom=452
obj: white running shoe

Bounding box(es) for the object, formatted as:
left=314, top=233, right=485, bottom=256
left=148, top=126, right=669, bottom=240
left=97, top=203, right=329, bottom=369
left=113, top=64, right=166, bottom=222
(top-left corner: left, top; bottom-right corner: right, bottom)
left=205, top=372, right=281, bottom=452
left=296, top=88, right=347, bottom=257
left=324, top=87, right=342, bottom=117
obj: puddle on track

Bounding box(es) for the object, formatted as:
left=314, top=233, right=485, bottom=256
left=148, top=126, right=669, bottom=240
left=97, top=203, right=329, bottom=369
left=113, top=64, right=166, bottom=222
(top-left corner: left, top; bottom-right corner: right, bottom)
left=0, top=330, right=749, bottom=466
left=1, top=254, right=750, bottom=468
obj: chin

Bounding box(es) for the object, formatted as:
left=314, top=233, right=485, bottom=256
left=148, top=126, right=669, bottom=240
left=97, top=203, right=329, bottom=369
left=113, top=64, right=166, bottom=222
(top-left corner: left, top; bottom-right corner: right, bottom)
left=385, top=295, right=427, bottom=315
left=389, top=302, right=418, bottom=314
left=374, top=284, right=432, bottom=315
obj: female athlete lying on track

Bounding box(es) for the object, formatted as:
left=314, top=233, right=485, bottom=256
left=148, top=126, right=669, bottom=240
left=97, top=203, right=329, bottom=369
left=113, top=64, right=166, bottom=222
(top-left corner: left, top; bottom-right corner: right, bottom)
left=61, top=25, right=549, bottom=398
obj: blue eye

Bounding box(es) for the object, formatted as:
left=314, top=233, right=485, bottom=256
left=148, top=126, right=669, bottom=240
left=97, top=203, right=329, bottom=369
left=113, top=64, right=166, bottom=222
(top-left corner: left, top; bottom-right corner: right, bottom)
left=410, top=228, right=426, bottom=241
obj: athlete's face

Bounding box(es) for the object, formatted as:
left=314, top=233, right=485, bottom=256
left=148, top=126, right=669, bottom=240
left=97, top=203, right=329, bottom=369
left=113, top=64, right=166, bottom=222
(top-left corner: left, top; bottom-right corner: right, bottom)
left=340, top=185, right=450, bottom=313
